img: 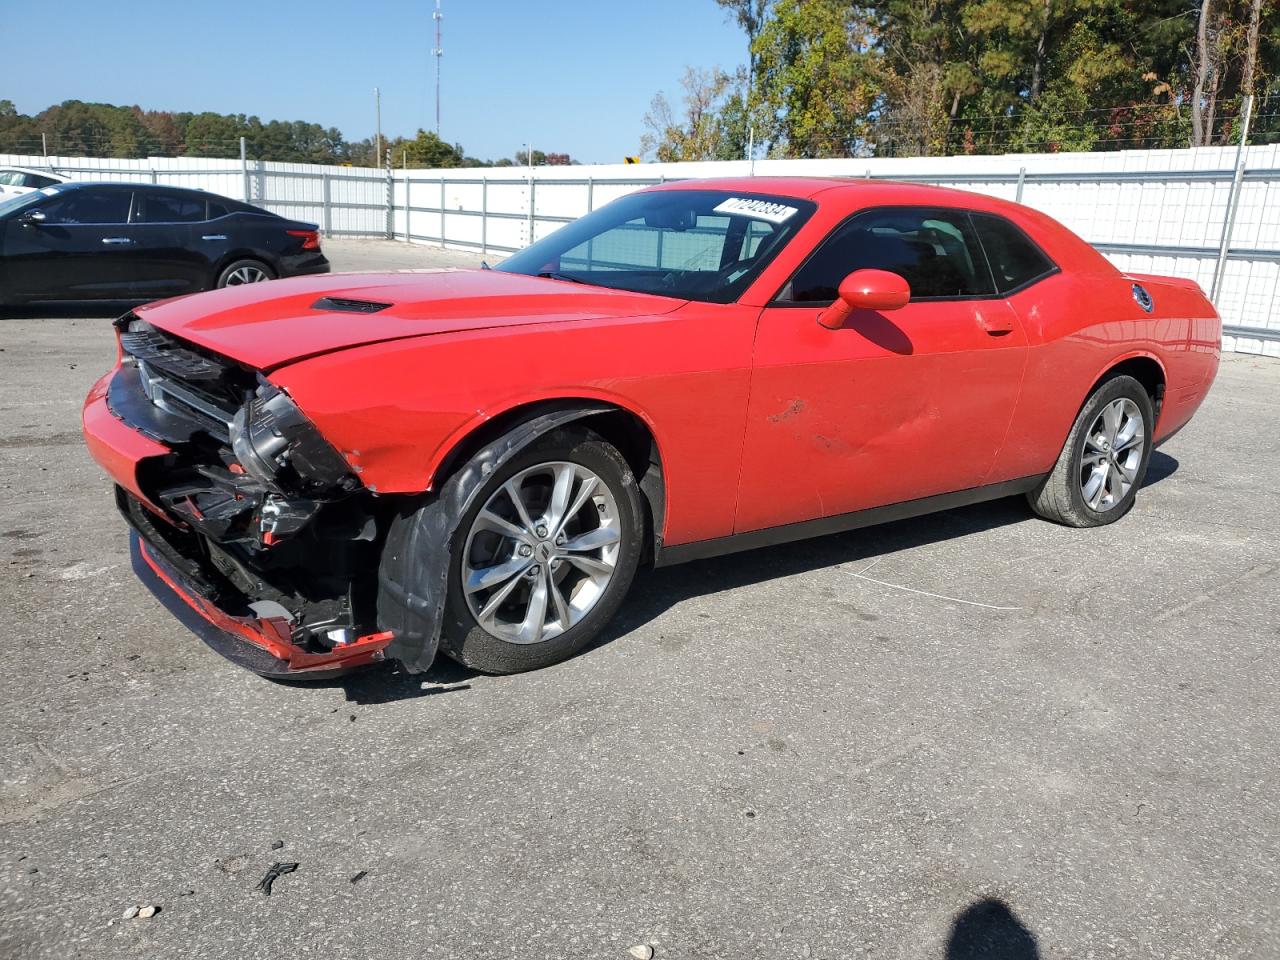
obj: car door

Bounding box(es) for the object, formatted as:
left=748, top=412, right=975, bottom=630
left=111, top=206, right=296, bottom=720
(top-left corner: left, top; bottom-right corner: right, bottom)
left=5, top=187, right=138, bottom=300
left=735, top=206, right=1029, bottom=534
left=129, top=190, right=215, bottom=298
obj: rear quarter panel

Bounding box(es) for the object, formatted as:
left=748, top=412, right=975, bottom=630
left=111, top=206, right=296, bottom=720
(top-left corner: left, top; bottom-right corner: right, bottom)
left=992, top=262, right=1220, bottom=482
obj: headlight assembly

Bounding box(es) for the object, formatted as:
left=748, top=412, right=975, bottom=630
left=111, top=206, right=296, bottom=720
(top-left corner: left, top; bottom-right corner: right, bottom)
left=229, top=383, right=356, bottom=494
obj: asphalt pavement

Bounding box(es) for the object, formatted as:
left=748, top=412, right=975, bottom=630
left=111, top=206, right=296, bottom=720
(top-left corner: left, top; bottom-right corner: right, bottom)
left=1, top=239, right=1277, bottom=960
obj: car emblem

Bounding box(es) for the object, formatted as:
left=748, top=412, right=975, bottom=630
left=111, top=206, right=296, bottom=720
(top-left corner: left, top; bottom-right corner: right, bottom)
left=1132, top=283, right=1154, bottom=313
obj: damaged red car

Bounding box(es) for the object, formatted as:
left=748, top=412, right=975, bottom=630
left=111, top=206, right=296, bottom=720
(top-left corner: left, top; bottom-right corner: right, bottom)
left=82, top=178, right=1221, bottom=679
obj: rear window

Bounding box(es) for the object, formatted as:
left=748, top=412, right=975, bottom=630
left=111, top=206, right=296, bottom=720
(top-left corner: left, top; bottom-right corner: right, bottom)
left=972, top=214, right=1056, bottom=294
left=135, top=192, right=208, bottom=223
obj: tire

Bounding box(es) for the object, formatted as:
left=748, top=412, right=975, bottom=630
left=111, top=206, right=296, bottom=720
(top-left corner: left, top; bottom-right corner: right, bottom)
left=216, top=259, right=275, bottom=289
left=429, top=427, right=644, bottom=674
left=1027, top=373, right=1155, bottom=527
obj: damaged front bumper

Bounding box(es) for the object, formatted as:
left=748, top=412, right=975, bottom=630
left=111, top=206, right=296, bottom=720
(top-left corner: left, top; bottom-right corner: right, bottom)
left=84, top=317, right=402, bottom=678
left=130, top=530, right=392, bottom=678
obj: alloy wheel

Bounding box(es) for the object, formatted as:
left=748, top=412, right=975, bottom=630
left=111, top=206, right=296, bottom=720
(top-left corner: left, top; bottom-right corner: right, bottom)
left=224, top=265, right=269, bottom=285
left=1079, top=397, right=1145, bottom=512
left=462, top=461, right=621, bottom=644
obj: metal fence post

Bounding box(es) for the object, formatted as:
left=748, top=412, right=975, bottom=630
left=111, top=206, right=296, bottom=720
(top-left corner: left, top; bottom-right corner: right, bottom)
left=587, top=176, right=594, bottom=213
left=322, top=172, right=332, bottom=236
left=528, top=177, right=536, bottom=245
left=1211, top=94, right=1254, bottom=302
left=384, top=150, right=393, bottom=240
left=240, top=137, right=249, bottom=203
left=404, top=168, right=412, bottom=243
left=440, top=177, right=447, bottom=249
left=481, top=179, right=488, bottom=258
left=149, top=165, right=158, bottom=185
left=1016, top=166, right=1027, bottom=203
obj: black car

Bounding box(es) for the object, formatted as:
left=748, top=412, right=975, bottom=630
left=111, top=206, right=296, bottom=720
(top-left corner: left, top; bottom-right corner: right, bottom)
left=0, top=182, right=329, bottom=304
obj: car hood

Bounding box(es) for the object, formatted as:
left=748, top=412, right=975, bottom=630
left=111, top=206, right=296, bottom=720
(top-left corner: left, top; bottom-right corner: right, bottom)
left=135, top=269, right=684, bottom=370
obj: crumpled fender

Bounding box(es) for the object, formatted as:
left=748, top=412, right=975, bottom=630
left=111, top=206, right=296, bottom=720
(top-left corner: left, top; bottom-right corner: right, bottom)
left=376, top=402, right=613, bottom=673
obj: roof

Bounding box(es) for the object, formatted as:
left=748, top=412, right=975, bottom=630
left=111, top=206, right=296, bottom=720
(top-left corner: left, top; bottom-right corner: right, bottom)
left=651, top=175, right=1026, bottom=215
left=45, top=181, right=214, bottom=196
left=0, top=166, right=70, bottom=180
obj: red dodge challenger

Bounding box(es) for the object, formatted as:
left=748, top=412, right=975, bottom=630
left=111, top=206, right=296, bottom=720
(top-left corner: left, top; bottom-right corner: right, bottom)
left=82, top=178, right=1221, bottom=678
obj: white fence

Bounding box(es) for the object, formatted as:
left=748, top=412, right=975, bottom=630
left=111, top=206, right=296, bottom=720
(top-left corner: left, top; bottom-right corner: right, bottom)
left=4, top=147, right=1279, bottom=358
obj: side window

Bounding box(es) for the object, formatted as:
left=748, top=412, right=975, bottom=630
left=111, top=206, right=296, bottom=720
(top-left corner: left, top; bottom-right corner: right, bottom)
left=971, top=214, right=1056, bottom=294
left=781, top=207, right=995, bottom=302
left=135, top=192, right=208, bottom=223
left=207, top=201, right=229, bottom=220
left=0, top=172, right=20, bottom=186
left=40, top=190, right=133, bottom=225
left=24, top=174, right=58, bottom=189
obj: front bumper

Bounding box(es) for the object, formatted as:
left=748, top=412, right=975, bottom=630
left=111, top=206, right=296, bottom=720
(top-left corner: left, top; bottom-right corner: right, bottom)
left=84, top=369, right=391, bottom=678
left=130, top=529, right=391, bottom=678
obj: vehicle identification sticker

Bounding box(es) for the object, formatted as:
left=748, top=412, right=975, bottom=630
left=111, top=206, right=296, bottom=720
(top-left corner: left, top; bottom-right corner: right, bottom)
left=713, top=197, right=798, bottom=223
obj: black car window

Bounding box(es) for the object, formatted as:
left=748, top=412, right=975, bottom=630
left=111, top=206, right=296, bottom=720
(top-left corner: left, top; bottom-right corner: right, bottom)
left=207, top=201, right=230, bottom=219
left=971, top=214, right=1057, bottom=294
left=25, top=174, right=59, bottom=189
left=779, top=207, right=995, bottom=303
left=40, top=190, right=133, bottom=225
left=135, top=192, right=208, bottom=224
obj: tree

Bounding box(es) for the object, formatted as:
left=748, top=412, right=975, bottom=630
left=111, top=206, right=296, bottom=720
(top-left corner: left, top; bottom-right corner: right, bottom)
left=640, top=67, right=747, bottom=161
left=751, top=0, right=880, bottom=157
left=401, top=129, right=467, bottom=167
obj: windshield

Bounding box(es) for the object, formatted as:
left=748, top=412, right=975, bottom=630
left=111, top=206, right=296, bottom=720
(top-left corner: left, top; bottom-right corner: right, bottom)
left=497, top=189, right=816, bottom=303
left=0, top=188, right=51, bottom=219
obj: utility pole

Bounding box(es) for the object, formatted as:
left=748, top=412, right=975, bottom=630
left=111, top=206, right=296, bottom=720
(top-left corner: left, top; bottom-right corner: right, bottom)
left=374, top=87, right=383, bottom=169
left=433, top=0, right=443, bottom=135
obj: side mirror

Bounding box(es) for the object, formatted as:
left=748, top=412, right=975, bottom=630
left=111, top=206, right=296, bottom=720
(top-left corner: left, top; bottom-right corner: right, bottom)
left=817, top=269, right=911, bottom=330
left=19, top=210, right=47, bottom=227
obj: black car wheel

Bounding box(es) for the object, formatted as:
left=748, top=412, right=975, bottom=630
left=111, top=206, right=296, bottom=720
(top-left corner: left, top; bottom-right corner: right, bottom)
left=384, top=427, right=645, bottom=675
left=217, top=259, right=275, bottom=289
left=1027, top=373, right=1155, bottom=527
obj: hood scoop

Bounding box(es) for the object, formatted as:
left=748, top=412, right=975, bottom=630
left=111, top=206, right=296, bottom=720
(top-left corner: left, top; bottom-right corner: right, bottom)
left=312, top=296, right=393, bottom=315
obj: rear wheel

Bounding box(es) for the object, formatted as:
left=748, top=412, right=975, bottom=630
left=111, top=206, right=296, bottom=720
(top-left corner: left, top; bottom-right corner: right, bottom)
left=437, top=428, right=644, bottom=674
left=216, top=259, right=274, bottom=289
left=1027, top=373, right=1154, bottom=527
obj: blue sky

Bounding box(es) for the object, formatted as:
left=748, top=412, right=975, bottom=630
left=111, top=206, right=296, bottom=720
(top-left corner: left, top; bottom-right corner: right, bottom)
left=4, top=0, right=748, bottom=163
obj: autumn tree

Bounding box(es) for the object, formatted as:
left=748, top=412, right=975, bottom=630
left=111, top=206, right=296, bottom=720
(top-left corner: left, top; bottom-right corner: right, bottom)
left=640, top=67, right=748, bottom=161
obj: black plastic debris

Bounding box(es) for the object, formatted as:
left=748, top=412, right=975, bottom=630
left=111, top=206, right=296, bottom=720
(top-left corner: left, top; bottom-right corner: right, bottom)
left=349, top=870, right=368, bottom=885
left=254, top=862, right=299, bottom=896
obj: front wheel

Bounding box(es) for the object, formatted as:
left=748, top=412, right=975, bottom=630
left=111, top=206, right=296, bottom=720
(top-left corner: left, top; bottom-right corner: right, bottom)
left=437, top=428, right=644, bottom=674
left=1027, top=373, right=1155, bottom=527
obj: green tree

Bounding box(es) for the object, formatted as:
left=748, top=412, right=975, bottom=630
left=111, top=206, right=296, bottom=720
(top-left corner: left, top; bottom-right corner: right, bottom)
left=751, top=0, right=881, bottom=157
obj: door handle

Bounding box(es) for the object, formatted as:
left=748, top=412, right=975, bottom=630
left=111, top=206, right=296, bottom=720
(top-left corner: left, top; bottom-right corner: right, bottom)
left=101, top=237, right=133, bottom=245
left=201, top=234, right=228, bottom=241
left=975, top=304, right=1016, bottom=335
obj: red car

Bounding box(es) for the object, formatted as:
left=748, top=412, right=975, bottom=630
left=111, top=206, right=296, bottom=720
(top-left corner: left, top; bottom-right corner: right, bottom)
left=82, top=178, right=1220, bottom=678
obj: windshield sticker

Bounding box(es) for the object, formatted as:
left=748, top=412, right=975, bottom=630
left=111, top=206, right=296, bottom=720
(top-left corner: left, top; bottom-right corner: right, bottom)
left=713, top=197, right=798, bottom=223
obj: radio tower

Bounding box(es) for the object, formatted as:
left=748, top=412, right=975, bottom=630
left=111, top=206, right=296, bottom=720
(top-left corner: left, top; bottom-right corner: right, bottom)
left=432, top=0, right=443, bottom=135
